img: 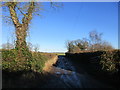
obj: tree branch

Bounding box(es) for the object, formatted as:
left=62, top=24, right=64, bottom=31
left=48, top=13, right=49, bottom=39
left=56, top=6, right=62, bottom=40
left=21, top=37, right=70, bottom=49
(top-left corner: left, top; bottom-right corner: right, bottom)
left=7, top=2, right=20, bottom=27
left=22, top=2, right=35, bottom=25
left=1, top=15, right=12, bottom=19
left=16, top=5, right=25, bottom=16
left=0, top=3, right=7, bottom=7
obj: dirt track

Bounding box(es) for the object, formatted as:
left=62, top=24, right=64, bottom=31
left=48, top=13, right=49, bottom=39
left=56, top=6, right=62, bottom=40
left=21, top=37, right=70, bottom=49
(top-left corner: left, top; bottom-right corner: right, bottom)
left=42, top=55, right=111, bottom=88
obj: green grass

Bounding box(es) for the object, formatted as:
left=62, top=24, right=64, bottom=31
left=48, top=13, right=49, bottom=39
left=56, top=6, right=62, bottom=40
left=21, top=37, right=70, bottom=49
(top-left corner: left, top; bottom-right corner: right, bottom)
left=55, top=53, right=65, bottom=56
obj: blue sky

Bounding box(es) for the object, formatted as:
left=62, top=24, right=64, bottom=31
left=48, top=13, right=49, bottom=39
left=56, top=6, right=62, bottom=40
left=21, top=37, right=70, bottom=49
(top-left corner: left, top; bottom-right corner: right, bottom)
left=2, top=2, right=118, bottom=52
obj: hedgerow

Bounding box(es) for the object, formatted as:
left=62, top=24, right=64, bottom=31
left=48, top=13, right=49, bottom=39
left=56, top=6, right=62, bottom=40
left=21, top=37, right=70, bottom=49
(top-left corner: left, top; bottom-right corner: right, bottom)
left=1, top=49, right=50, bottom=72
left=100, top=50, right=120, bottom=73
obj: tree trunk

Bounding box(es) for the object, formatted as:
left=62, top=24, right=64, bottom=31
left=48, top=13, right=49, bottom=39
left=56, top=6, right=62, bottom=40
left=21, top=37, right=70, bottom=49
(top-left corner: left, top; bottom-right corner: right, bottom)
left=7, top=2, right=35, bottom=70
left=15, top=24, right=32, bottom=69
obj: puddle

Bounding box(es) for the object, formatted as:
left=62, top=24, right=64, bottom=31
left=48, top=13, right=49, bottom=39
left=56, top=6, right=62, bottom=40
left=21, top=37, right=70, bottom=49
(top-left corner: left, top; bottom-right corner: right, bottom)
left=53, top=56, right=83, bottom=87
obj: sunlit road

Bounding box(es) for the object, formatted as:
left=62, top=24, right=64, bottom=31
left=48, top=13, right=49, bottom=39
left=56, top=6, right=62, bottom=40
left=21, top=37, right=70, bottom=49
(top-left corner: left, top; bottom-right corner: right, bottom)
left=42, top=55, right=110, bottom=88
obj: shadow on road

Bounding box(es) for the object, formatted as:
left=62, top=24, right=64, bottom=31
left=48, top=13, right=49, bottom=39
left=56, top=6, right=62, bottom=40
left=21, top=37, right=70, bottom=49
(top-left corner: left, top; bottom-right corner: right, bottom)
left=51, top=55, right=111, bottom=88
left=2, top=55, right=113, bottom=88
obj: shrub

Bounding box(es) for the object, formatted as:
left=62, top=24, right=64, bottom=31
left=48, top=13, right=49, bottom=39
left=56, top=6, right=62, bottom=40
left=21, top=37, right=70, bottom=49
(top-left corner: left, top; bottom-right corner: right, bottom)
left=2, top=49, right=49, bottom=72
left=65, top=50, right=120, bottom=74
left=1, top=49, right=16, bottom=61
left=100, top=50, right=120, bottom=73
left=31, top=52, right=48, bottom=72
left=2, top=49, right=18, bottom=71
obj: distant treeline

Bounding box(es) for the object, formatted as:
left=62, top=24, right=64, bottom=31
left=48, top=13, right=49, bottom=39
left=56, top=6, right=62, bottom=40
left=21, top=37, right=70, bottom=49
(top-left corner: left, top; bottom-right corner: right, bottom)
left=66, top=30, right=114, bottom=53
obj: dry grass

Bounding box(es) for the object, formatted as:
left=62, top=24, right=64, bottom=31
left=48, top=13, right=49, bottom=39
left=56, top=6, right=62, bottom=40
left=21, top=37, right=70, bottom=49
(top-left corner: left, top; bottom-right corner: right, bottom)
left=43, top=56, right=58, bottom=72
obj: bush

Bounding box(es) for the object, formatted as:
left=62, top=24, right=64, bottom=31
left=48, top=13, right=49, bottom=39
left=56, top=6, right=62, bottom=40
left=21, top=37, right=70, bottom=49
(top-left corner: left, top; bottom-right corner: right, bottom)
left=2, top=49, right=18, bottom=71
left=66, top=49, right=120, bottom=75
left=2, top=49, right=49, bottom=72
left=100, top=50, right=120, bottom=73
left=1, top=49, right=16, bottom=61
left=31, top=52, right=48, bottom=72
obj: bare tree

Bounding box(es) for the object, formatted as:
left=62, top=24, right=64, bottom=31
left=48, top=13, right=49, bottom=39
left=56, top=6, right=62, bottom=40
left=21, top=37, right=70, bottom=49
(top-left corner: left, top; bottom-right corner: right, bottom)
left=1, top=2, right=37, bottom=61
left=74, top=38, right=89, bottom=51
left=88, top=30, right=114, bottom=51
left=33, top=44, right=40, bottom=52
left=66, top=40, right=75, bottom=53
left=2, top=43, right=15, bottom=50
left=66, top=30, right=114, bottom=53
left=89, top=30, right=103, bottom=51
left=1, top=1, right=62, bottom=62
left=27, top=42, right=33, bottom=51
left=89, top=30, right=102, bottom=44
left=101, top=41, right=114, bottom=50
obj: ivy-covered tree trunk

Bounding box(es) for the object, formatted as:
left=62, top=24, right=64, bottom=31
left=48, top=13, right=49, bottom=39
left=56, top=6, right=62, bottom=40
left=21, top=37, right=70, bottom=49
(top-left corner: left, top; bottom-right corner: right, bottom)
left=7, top=2, right=35, bottom=70
left=15, top=24, right=32, bottom=70
left=15, top=24, right=30, bottom=59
